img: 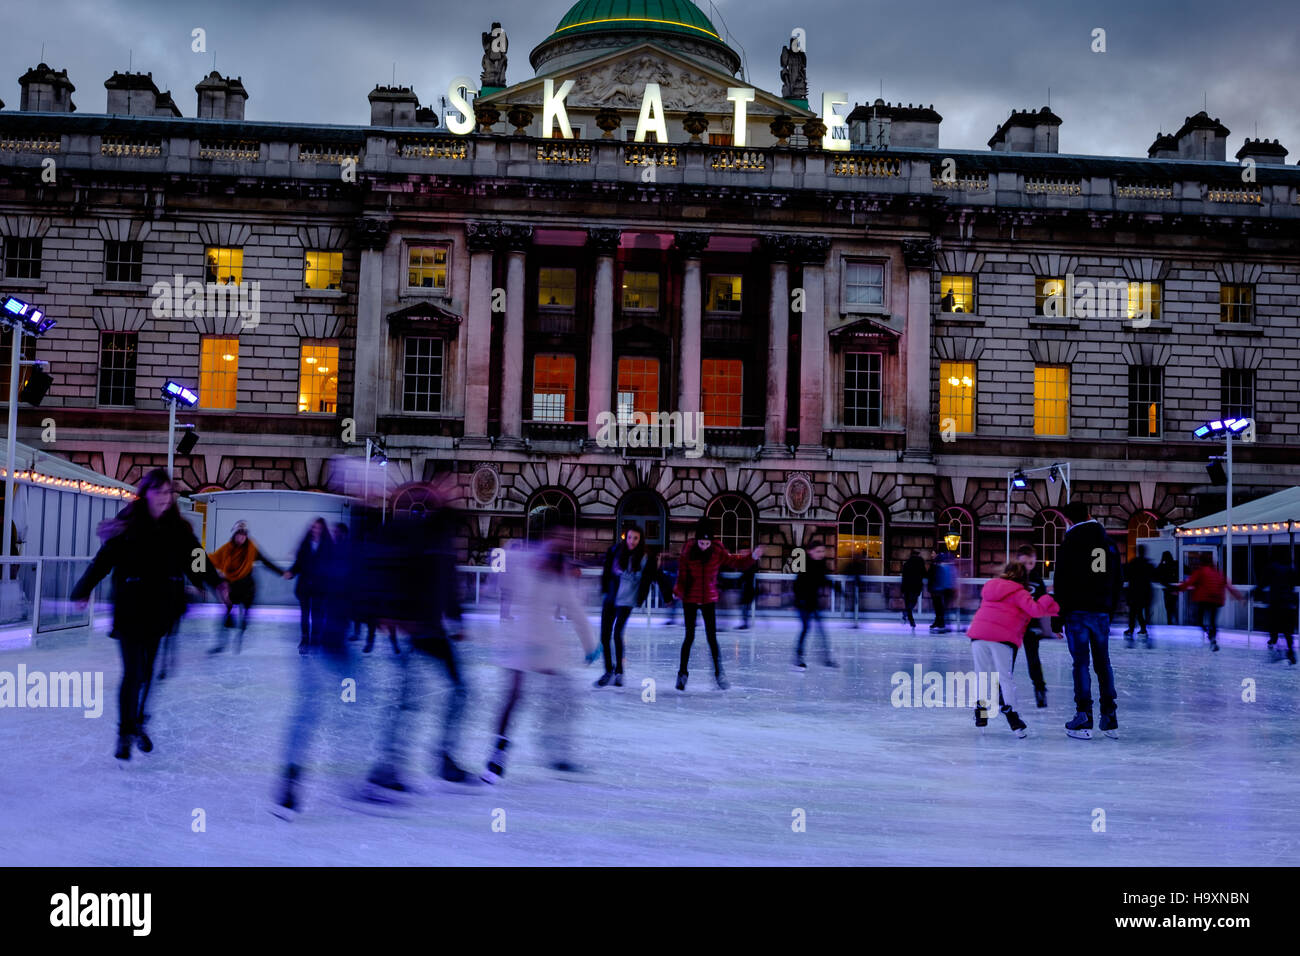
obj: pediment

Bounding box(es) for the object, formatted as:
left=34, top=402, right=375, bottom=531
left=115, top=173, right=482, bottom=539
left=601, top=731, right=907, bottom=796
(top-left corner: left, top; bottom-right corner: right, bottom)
left=830, top=313, right=904, bottom=339
left=479, top=42, right=814, bottom=118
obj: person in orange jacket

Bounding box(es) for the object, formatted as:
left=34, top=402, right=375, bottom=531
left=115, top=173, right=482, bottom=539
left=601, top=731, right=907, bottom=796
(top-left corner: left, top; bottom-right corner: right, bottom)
left=1178, top=554, right=1242, bottom=652
left=208, top=520, right=286, bottom=654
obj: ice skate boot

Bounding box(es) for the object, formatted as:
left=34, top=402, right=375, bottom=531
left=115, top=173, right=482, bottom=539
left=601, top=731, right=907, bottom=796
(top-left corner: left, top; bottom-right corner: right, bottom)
left=481, top=736, right=509, bottom=784
left=1269, top=643, right=1284, bottom=663
left=272, top=765, right=300, bottom=820
left=614, top=671, right=624, bottom=687
left=438, top=752, right=473, bottom=784
left=1210, top=637, right=1220, bottom=652
left=594, top=671, right=613, bottom=687
left=1065, top=711, right=1094, bottom=740
left=1099, top=713, right=1119, bottom=739
left=793, top=656, right=807, bottom=671
left=1003, top=708, right=1028, bottom=738
left=974, top=701, right=989, bottom=727
left=1288, top=648, right=1297, bottom=666
left=675, top=671, right=688, bottom=691
left=1124, top=634, right=1135, bottom=648
left=715, top=669, right=730, bottom=690
left=115, top=734, right=132, bottom=761
left=135, top=730, right=153, bottom=753
left=1034, top=686, right=1047, bottom=709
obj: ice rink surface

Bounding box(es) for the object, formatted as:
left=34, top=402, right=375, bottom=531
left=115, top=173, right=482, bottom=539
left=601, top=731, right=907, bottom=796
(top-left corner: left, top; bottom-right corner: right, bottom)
left=1, top=609, right=1297, bottom=866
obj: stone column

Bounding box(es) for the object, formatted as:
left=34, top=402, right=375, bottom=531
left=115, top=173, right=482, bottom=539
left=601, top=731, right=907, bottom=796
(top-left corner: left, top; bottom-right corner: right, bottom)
left=461, top=221, right=498, bottom=448
left=674, top=231, right=709, bottom=418
left=586, top=228, right=621, bottom=442
left=795, top=236, right=830, bottom=453
left=902, top=238, right=936, bottom=463
left=760, top=234, right=795, bottom=456
left=497, top=224, right=533, bottom=448
left=352, top=217, right=391, bottom=438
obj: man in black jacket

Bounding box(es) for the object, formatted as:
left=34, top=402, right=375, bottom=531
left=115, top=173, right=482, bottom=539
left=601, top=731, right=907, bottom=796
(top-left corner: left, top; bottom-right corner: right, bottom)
left=1053, top=501, right=1124, bottom=740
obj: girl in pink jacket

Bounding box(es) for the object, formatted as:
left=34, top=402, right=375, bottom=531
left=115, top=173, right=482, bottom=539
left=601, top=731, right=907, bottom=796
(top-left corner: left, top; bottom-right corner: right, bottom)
left=967, top=562, right=1060, bottom=737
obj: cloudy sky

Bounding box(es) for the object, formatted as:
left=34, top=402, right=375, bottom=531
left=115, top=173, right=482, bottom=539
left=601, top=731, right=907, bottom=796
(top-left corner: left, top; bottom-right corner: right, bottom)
left=4, top=0, right=1297, bottom=159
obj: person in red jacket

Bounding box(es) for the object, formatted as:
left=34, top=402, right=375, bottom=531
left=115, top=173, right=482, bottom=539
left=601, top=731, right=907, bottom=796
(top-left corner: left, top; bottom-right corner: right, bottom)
left=1178, top=554, right=1242, bottom=652
left=673, top=518, right=763, bottom=691
left=967, top=561, right=1060, bottom=737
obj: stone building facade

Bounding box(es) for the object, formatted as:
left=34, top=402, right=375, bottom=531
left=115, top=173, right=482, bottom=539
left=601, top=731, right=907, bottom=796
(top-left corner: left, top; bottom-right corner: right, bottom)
left=0, top=1, right=1297, bottom=574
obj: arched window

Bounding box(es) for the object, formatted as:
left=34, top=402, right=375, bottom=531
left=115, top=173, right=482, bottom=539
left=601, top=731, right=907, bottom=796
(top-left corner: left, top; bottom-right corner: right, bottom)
left=937, top=506, right=974, bottom=562
left=616, top=489, right=667, bottom=550
left=525, top=488, right=578, bottom=550
left=706, top=494, right=755, bottom=553
left=1035, top=509, right=1069, bottom=577
left=1127, top=510, right=1161, bottom=560
left=391, top=483, right=436, bottom=519
left=838, top=499, right=885, bottom=575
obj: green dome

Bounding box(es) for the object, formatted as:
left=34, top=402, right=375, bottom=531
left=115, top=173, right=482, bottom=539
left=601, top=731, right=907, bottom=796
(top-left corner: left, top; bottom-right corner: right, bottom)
left=550, top=0, right=722, bottom=42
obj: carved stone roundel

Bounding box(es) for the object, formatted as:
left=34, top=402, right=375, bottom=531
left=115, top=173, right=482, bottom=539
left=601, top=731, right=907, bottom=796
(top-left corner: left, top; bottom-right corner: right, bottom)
left=471, top=464, right=500, bottom=507
left=784, top=473, right=813, bottom=516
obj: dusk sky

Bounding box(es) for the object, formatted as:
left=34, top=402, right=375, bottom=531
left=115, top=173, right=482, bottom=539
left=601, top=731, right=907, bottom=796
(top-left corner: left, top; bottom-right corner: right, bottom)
left=4, top=0, right=1297, bottom=159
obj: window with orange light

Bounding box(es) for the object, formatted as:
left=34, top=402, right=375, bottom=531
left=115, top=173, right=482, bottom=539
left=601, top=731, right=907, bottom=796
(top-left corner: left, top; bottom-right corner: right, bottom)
left=702, top=358, right=742, bottom=427
left=616, top=357, right=659, bottom=424
left=199, top=335, right=239, bottom=410
left=298, top=339, right=339, bottom=414
left=1033, top=365, right=1069, bottom=436
left=304, top=251, right=343, bottom=290
left=939, top=361, right=975, bottom=434
left=205, top=247, right=243, bottom=285
left=532, top=354, right=576, bottom=422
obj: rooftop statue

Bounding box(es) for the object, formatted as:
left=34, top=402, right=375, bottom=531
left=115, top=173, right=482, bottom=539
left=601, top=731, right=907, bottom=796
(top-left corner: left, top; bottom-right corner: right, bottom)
left=481, top=22, right=508, bottom=88
left=780, top=41, right=807, bottom=101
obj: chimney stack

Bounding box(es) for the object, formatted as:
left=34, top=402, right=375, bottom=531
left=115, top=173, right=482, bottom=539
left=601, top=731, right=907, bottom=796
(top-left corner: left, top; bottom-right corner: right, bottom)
left=1234, top=137, right=1288, bottom=166
left=195, top=71, right=249, bottom=120
left=847, top=99, right=942, bottom=149
left=1172, top=111, right=1229, bottom=161
left=368, top=85, right=419, bottom=127
left=1146, top=132, right=1178, bottom=159
left=105, top=71, right=182, bottom=117
left=19, top=63, right=76, bottom=113
left=988, top=106, right=1061, bottom=153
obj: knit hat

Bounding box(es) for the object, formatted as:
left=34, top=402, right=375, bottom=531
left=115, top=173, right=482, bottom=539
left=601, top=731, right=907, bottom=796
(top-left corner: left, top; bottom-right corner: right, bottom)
left=231, top=520, right=249, bottom=537
left=693, top=518, right=714, bottom=541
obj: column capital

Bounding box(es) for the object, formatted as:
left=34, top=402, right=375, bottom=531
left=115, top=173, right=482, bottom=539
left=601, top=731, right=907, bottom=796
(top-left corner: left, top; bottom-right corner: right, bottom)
left=501, top=223, right=535, bottom=252
left=586, top=228, right=622, bottom=255
left=354, top=217, right=392, bottom=250
left=792, top=235, right=830, bottom=265
left=902, top=237, right=937, bottom=270
left=465, top=221, right=535, bottom=253
left=672, top=230, right=710, bottom=258
left=759, top=233, right=798, bottom=262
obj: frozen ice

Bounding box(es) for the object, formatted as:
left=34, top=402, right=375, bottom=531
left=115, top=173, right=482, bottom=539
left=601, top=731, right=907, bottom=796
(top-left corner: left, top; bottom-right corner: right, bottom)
left=1, top=608, right=1296, bottom=866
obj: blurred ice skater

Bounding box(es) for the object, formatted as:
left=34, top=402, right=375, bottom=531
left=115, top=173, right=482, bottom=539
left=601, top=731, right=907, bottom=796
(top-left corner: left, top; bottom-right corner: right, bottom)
left=594, top=523, right=657, bottom=687
left=207, top=520, right=286, bottom=654
left=481, top=506, right=601, bottom=784
left=792, top=539, right=839, bottom=669
left=283, top=517, right=333, bottom=655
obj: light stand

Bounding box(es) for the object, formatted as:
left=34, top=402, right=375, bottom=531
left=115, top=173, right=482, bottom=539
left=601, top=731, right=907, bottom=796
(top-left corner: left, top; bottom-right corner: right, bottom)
left=2, top=295, right=56, bottom=561
left=160, top=381, right=199, bottom=481
left=1194, top=417, right=1253, bottom=581
left=1004, top=462, right=1072, bottom=564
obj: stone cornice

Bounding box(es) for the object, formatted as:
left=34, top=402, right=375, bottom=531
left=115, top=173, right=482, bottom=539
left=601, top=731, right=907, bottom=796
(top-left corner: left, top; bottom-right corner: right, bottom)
left=586, top=227, right=622, bottom=254
left=673, top=230, right=709, bottom=258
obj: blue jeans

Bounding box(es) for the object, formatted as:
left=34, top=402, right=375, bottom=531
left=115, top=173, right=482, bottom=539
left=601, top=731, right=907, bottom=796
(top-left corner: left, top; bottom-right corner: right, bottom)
left=1063, top=611, right=1116, bottom=716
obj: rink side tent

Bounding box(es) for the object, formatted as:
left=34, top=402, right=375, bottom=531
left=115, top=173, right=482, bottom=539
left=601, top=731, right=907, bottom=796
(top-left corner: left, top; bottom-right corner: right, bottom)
left=1173, top=485, right=1300, bottom=582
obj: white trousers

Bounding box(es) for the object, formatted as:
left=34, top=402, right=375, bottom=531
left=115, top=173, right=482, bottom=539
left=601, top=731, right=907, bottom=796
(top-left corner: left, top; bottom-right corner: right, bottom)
left=970, top=640, right=1018, bottom=714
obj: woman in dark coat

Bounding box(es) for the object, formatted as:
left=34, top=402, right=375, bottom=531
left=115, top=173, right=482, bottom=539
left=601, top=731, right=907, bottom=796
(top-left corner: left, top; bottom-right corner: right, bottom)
left=1155, top=551, right=1179, bottom=626
left=594, top=524, right=657, bottom=687
left=71, top=468, right=218, bottom=760
left=283, top=517, right=333, bottom=654
left=673, top=518, right=762, bottom=691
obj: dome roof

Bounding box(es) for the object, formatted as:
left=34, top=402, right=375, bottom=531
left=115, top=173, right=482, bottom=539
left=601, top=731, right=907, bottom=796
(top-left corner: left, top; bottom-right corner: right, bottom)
left=531, top=0, right=740, bottom=76
left=550, top=0, right=722, bottom=43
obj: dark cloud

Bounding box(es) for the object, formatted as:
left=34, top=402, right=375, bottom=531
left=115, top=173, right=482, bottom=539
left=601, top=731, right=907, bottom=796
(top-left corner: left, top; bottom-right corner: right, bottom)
left=4, top=0, right=1297, bottom=158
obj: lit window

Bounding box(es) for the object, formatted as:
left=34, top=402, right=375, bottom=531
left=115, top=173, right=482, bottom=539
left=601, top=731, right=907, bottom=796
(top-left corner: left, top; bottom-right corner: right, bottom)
left=837, top=499, right=885, bottom=575
left=939, top=275, right=975, bottom=313
left=1036, top=277, right=1066, bottom=316
left=532, top=354, right=575, bottom=422
left=199, top=335, right=239, bottom=409
left=939, top=360, right=975, bottom=433
left=304, top=250, right=343, bottom=290
left=104, top=241, right=143, bottom=284
left=205, top=247, right=243, bottom=285
left=538, top=268, right=577, bottom=308
left=407, top=245, right=448, bottom=290
left=708, top=133, right=734, bottom=147
left=702, top=358, right=743, bottom=427
left=621, top=271, right=660, bottom=311
left=1220, top=284, right=1253, bottom=324
left=937, top=507, right=974, bottom=562
left=1127, top=511, right=1160, bottom=560
left=1036, top=511, right=1068, bottom=576
left=402, top=337, right=444, bottom=413
left=1220, top=369, right=1254, bottom=420
left=1127, top=366, right=1162, bottom=438
left=616, top=357, right=659, bottom=424
left=706, top=275, right=742, bottom=313
left=1127, top=281, right=1161, bottom=322
left=844, top=352, right=882, bottom=427
left=844, top=261, right=885, bottom=308
left=3, top=238, right=42, bottom=280
left=298, top=339, right=339, bottom=414
left=1034, top=365, right=1069, bottom=436
left=98, top=332, right=138, bottom=407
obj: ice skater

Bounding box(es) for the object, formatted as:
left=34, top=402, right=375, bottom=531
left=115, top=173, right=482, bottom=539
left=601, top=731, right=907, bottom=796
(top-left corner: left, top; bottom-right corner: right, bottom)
left=1155, top=550, right=1179, bottom=627
left=71, top=469, right=218, bottom=760
left=207, top=520, right=285, bottom=654
left=927, top=551, right=956, bottom=633
left=1016, top=544, right=1061, bottom=708
left=1123, top=545, right=1156, bottom=646
left=792, top=539, right=839, bottom=669
left=1178, top=554, right=1241, bottom=652
left=283, top=517, right=333, bottom=655
left=481, top=507, right=602, bottom=784
left=1259, top=550, right=1298, bottom=665
left=1054, top=502, right=1124, bottom=740
left=900, top=550, right=926, bottom=629
left=673, top=518, right=762, bottom=691
left=594, top=524, right=656, bottom=687
left=967, top=561, right=1060, bottom=737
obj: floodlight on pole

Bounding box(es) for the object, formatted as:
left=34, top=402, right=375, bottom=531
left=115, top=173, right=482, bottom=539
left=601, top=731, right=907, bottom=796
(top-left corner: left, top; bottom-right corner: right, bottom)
left=161, top=381, right=199, bottom=480
left=1, top=294, right=55, bottom=564
left=1193, top=417, right=1253, bottom=582
left=1005, top=463, right=1072, bottom=563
